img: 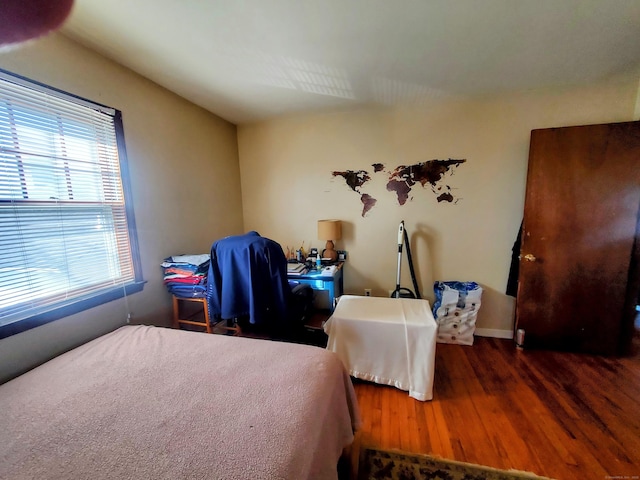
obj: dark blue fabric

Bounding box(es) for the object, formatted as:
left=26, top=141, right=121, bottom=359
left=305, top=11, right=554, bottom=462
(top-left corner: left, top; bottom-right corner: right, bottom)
left=207, top=231, right=291, bottom=326
left=168, top=284, right=207, bottom=298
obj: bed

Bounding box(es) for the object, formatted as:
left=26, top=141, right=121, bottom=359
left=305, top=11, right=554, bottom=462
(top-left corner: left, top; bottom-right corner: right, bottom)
left=0, top=325, right=361, bottom=479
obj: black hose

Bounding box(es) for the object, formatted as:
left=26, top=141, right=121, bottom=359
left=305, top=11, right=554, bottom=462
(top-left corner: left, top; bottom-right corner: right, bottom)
left=403, top=227, right=422, bottom=299
left=390, top=224, right=422, bottom=299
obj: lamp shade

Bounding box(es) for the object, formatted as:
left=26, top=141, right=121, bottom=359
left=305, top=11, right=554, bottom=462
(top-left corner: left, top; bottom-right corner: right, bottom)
left=317, top=220, right=342, bottom=262
left=317, top=220, right=342, bottom=241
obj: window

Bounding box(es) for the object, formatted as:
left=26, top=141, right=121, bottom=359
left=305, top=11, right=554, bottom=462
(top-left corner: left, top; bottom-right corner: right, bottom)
left=0, top=69, right=143, bottom=338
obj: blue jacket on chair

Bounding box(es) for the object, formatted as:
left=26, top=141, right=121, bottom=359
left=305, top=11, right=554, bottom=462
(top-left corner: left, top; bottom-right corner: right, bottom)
left=207, top=231, right=290, bottom=326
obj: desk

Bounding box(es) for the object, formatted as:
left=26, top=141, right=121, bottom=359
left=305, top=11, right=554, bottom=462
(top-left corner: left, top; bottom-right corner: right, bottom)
left=288, top=262, right=344, bottom=312
left=324, top=295, right=437, bottom=401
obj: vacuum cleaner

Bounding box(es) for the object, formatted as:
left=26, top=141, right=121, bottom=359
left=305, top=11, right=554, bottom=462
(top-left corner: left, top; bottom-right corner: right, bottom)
left=391, top=220, right=422, bottom=299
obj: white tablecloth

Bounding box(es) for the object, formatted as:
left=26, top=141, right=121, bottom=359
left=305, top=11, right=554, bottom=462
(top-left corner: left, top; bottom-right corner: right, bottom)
left=323, top=295, right=437, bottom=401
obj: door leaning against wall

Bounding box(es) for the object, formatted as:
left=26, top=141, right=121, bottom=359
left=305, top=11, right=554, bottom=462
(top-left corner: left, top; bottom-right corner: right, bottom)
left=515, top=121, right=640, bottom=355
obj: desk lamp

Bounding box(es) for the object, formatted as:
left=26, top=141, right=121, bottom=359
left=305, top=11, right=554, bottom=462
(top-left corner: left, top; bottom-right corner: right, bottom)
left=317, top=219, right=342, bottom=262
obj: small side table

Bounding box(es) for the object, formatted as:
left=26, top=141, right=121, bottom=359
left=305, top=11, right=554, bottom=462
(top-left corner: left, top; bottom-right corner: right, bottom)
left=324, top=295, right=437, bottom=401
left=172, top=295, right=239, bottom=335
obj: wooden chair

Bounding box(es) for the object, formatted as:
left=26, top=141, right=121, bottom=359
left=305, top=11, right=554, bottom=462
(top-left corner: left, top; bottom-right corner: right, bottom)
left=172, top=295, right=240, bottom=335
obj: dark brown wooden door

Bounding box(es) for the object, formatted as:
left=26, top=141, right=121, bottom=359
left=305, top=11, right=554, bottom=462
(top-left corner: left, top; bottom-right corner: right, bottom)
left=516, top=121, right=640, bottom=355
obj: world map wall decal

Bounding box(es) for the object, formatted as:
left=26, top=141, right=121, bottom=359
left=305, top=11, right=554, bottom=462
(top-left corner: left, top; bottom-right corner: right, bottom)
left=332, top=158, right=466, bottom=217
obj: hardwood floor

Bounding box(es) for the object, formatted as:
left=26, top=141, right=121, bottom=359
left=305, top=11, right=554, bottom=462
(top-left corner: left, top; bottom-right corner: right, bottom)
left=350, top=336, right=640, bottom=480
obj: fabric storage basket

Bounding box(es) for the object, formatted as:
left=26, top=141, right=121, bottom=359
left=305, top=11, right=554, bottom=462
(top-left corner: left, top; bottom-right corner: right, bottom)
left=432, top=281, right=483, bottom=345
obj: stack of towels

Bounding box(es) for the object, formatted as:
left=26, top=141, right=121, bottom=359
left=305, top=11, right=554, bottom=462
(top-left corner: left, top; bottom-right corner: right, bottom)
left=161, top=254, right=210, bottom=298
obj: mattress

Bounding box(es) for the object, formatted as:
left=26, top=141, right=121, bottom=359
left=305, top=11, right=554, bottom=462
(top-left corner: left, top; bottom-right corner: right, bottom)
left=0, top=325, right=360, bottom=479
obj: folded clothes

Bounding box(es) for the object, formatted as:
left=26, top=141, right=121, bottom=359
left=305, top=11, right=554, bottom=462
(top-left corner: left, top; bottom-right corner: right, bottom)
left=163, top=266, right=200, bottom=276
left=163, top=273, right=206, bottom=280
left=164, top=276, right=204, bottom=285
left=167, top=284, right=207, bottom=298
left=165, top=254, right=210, bottom=266
left=162, top=254, right=210, bottom=298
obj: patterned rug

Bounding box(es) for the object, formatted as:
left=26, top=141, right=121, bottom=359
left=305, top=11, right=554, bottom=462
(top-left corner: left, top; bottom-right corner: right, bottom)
left=359, top=448, right=554, bottom=480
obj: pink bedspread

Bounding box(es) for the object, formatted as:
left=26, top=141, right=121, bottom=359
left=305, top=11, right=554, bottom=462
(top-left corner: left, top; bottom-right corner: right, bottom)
left=0, top=325, right=360, bottom=479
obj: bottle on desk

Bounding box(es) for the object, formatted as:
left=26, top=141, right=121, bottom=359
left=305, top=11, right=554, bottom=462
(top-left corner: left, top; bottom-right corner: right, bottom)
left=316, top=255, right=322, bottom=269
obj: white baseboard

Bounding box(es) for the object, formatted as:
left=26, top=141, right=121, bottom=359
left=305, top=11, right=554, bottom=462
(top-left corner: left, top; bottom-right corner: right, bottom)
left=474, top=328, right=513, bottom=339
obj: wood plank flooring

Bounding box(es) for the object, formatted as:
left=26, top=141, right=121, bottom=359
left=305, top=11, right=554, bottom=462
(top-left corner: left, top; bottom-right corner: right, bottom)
left=351, top=336, right=640, bottom=480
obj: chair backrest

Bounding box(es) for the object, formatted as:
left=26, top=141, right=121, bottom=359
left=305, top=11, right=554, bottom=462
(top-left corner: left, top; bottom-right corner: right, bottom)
left=207, top=231, right=291, bottom=328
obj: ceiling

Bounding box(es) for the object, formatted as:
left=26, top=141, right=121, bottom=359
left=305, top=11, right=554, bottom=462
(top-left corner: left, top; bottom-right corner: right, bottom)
left=61, top=0, right=640, bottom=125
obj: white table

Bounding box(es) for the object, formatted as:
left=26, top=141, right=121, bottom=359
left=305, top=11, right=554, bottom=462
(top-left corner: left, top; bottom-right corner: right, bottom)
left=323, top=295, right=437, bottom=401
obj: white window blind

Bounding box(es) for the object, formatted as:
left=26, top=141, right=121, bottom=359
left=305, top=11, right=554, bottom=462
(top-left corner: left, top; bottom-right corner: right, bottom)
left=0, top=71, right=139, bottom=330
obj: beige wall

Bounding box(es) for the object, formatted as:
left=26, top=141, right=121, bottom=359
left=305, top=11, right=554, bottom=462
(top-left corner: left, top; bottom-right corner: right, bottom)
left=238, top=74, right=639, bottom=335
left=0, top=34, right=243, bottom=382
left=1, top=32, right=638, bottom=383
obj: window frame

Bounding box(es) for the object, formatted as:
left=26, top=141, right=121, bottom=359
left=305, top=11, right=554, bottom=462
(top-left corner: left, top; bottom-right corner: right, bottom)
left=0, top=69, right=144, bottom=339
